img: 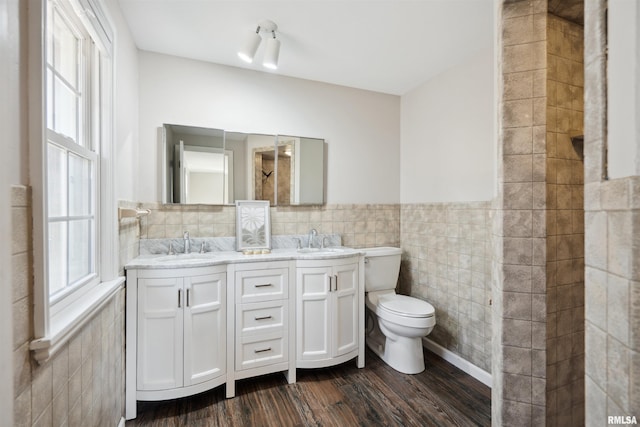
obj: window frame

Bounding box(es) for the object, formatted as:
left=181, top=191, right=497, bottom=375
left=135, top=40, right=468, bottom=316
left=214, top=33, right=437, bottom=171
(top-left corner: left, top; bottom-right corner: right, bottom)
left=29, top=0, right=123, bottom=364
left=46, top=3, right=100, bottom=307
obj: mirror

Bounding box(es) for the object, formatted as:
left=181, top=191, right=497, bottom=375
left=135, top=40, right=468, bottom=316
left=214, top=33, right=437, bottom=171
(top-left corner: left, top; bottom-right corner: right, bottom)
left=161, top=124, right=325, bottom=206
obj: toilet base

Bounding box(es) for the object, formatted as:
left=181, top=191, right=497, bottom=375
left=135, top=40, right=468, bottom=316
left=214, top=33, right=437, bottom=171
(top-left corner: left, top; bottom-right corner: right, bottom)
left=366, top=309, right=426, bottom=374
left=381, top=334, right=425, bottom=374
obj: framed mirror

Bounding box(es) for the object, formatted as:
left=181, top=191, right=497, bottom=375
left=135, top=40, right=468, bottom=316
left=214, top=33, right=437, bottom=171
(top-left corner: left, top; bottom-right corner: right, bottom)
left=235, top=200, right=271, bottom=251
left=160, top=124, right=326, bottom=206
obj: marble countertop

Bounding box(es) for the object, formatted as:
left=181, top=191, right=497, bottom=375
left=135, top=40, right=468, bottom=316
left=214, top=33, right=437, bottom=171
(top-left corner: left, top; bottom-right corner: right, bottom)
left=125, top=247, right=364, bottom=270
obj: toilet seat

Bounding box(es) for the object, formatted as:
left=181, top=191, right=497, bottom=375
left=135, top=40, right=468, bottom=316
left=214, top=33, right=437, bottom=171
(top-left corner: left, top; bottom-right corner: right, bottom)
left=378, top=295, right=434, bottom=318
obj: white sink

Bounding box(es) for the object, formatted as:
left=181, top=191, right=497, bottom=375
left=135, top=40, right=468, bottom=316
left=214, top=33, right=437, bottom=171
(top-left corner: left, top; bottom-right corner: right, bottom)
left=297, top=247, right=345, bottom=254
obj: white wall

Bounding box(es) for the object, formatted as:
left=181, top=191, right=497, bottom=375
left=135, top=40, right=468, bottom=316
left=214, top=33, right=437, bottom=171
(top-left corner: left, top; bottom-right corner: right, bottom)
left=0, top=0, right=17, bottom=421
left=105, top=0, right=139, bottom=202
left=400, top=48, right=495, bottom=203
left=608, top=0, right=640, bottom=178
left=137, top=52, right=401, bottom=204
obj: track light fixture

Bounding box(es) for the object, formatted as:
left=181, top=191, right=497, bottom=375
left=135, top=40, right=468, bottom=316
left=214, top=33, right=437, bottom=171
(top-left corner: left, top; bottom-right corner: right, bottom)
left=238, top=20, right=280, bottom=70
left=237, top=26, right=262, bottom=63
left=263, top=31, right=280, bottom=69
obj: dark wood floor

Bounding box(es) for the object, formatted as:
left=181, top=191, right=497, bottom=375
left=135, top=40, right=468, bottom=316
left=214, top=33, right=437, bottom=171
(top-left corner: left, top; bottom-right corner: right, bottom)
left=127, top=348, right=491, bottom=426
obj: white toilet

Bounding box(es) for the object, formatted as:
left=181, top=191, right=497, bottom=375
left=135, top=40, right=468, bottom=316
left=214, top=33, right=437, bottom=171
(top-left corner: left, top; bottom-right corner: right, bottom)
left=363, top=247, right=436, bottom=374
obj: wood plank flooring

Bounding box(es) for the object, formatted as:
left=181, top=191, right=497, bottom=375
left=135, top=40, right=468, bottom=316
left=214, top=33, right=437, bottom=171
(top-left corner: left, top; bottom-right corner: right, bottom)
left=126, top=348, right=491, bottom=426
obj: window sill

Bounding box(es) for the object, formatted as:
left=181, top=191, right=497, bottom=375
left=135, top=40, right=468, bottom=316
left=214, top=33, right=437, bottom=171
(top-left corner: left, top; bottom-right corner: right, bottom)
left=30, top=276, right=125, bottom=364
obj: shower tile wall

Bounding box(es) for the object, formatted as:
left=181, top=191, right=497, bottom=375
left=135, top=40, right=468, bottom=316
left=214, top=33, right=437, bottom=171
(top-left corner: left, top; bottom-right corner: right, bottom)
left=130, top=203, right=401, bottom=249
left=496, top=1, right=548, bottom=425
left=545, top=13, right=585, bottom=426
left=497, top=2, right=588, bottom=425
left=584, top=0, right=640, bottom=423
left=400, top=202, right=493, bottom=372
left=12, top=186, right=126, bottom=426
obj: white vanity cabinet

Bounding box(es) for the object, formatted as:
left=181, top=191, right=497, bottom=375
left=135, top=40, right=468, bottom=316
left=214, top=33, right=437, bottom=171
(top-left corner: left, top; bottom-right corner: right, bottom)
left=126, top=265, right=227, bottom=419
left=296, top=256, right=365, bottom=369
left=226, top=260, right=296, bottom=398
left=125, top=247, right=365, bottom=420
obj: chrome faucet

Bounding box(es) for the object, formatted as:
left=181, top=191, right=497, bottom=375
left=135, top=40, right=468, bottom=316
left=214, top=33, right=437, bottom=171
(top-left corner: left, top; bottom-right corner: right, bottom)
left=307, top=228, right=317, bottom=248
left=183, top=231, right=191, bottom=254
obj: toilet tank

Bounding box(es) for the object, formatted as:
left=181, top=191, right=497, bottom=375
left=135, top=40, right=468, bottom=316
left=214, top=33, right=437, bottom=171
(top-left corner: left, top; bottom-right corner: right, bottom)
left=362, top=247, right=402, bottom=292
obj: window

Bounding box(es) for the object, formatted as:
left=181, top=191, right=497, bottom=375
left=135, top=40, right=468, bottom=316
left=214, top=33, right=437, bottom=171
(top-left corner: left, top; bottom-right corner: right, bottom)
left=30, top=0, right=122, bottom=363
left=46, top=0, right=98, bottom=304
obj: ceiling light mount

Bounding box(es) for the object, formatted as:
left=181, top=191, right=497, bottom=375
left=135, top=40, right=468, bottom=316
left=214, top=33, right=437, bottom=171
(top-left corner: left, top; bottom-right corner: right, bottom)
left=258, top=20, right=277, bottom=33
left=238, top=19, right=281, bottom=69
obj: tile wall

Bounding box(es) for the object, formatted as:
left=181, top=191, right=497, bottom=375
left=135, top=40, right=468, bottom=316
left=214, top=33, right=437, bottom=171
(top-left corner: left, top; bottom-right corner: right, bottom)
left=12, top=186, right=125, bottom=426
left=496, top=3, right=589, bottom=425
left=584, top=0, right=640, bottom=423
left=119, top=201, right=141, bottom=275
left=400, top=202, right=493, bottom=372
left=545, top=13, right=585, bottom=426
left=496, top=1, right=548, bottom=424
left=128, top=202, right=401, bottom=250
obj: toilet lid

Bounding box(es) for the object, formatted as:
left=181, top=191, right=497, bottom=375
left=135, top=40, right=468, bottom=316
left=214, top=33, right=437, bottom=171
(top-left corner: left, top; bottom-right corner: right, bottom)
left=378, top=295, right=435, bottom=318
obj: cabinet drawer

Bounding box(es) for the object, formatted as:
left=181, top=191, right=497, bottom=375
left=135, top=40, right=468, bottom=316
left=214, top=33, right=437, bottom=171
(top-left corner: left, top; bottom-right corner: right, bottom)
left=236, top=268, right=288, bottom=303
left=236, top=332, right=287, bottom=371
left=237, top=301, right=286, bottom=336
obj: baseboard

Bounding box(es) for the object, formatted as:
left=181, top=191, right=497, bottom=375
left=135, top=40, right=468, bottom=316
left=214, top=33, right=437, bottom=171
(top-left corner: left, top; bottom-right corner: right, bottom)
left=117, top=417, right=125, bottom=427
left=422, top=337, right=492, bottom=388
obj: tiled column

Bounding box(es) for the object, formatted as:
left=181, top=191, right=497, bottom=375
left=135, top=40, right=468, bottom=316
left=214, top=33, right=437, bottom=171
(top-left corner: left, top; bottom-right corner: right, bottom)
left=495, top=1, right=548, bottom=424
left=545, top=14, right=585, bottom=426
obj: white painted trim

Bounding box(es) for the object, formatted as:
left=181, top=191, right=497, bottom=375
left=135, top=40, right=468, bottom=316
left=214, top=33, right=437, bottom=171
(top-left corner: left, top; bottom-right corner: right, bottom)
left=28, top=0, right=48, bottom=341
left=117, top=417, right=125, bottom=427
left=422, top=337, right=492, bottom=388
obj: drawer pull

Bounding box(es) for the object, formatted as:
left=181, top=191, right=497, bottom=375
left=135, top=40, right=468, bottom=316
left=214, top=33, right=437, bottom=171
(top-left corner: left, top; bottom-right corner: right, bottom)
left=254, top=283, right=273, bottom=288
left=254, top=347, right=272, bottom=353
left=255, top=315, right=273, bottom=321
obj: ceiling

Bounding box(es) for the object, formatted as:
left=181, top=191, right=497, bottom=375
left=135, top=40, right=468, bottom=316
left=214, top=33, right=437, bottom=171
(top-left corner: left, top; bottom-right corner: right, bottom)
left=117, top=0, right=495, bottom=95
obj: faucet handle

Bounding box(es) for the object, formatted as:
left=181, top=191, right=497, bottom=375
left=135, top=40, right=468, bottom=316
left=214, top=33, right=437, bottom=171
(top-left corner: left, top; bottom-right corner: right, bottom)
left=168, top=242, right=175, bottom=255
left=321, top=236, right=328, bottom=249
left=293, top=238, right=301, bottom=249
left=199, top=242, right=206, bottom=254
left=183, top=231, right=189, bottom=239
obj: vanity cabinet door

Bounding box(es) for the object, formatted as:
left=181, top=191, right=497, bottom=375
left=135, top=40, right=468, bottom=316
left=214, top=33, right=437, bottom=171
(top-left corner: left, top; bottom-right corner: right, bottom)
left=296, top=258, right=360, bottom=365
left=136, top=270, right=226, bottom=392
left=296, top=266, right=332, bottom=361
left=183, top=272, right=226, bottom=386
left=332, top=262, right=358, bottom=357
left=137, top=277, right=184, bottom=391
